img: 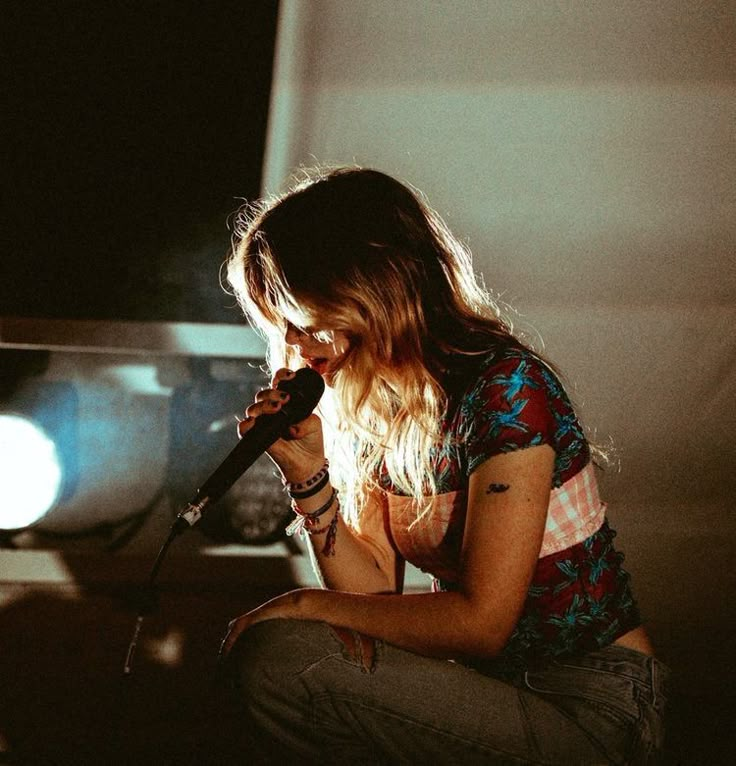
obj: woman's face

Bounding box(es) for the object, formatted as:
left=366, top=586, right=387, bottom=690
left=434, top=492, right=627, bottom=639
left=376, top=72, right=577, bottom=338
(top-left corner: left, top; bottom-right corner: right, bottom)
left=284, top=319, right=352, bottom=385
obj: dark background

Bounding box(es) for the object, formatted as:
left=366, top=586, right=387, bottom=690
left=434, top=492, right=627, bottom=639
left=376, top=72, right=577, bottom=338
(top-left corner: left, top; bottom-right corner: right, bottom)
left=2, top=0, right=279, bottom=324
left=1, top=9, right=284, bottom=760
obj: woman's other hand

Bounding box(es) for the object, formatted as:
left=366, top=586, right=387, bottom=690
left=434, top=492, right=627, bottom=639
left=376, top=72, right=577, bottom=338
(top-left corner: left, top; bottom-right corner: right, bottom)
left=219, top=590, right=306, bottom=658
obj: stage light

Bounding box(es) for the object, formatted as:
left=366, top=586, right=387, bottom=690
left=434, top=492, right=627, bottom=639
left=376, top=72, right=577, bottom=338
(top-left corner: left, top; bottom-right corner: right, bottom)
left=0, top=339, right=287, bottom=547
left=0, top=414, right=63, bottom=529
left=0, top=379, right=79, bottom=533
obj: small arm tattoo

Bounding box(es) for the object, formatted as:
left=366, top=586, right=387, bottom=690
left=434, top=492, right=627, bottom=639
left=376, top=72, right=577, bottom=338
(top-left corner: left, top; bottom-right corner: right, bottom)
left=486, top=483, right=510, bottom=494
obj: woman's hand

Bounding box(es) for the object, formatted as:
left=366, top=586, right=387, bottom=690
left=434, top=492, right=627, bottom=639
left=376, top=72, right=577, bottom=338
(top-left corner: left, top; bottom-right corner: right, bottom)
left=238, top=367, right=326, bottom=482
left=219, top=590, right=306, bottom=658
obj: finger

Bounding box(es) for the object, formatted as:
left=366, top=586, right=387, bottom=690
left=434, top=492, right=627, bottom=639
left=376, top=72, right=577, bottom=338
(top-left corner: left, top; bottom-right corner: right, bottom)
left=220, top=621, right=243, bottom=657
left=237, top=390, right=291, bottom=437
left=251, top=392, right=290, bottom=417
left=236, top=415, right=253, bottom=438
left=272, top=368, right=296, bottom=387
left=254, top=388, right=290, bottom=407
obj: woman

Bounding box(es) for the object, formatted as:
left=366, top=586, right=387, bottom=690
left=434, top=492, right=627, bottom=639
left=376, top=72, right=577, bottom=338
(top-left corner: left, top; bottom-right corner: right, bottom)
left=220, top=167, right=669, bottom=764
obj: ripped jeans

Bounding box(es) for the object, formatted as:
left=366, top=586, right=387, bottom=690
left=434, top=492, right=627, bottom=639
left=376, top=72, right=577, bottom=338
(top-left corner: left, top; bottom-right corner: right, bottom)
left=227, top=619, right=670, bottom=765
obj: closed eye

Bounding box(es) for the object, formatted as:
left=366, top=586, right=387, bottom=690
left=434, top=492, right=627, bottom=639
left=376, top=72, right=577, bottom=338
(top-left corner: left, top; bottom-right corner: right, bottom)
left=311, top=329, right=335, bottom=344
left=286, top=321, right=334, bottom=345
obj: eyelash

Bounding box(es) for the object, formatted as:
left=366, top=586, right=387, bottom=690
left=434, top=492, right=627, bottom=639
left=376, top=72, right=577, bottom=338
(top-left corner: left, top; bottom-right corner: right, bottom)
left=312, top=331, right=334, bottom=344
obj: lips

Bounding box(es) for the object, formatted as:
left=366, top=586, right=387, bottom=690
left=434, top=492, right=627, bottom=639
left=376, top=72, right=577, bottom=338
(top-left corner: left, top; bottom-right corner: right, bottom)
left=302, top=357, right=329, bottom=375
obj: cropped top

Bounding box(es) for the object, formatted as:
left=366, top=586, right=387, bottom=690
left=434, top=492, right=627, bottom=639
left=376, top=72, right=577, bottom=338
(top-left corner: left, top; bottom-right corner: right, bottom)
left=357, top=347, right=641, bottom=672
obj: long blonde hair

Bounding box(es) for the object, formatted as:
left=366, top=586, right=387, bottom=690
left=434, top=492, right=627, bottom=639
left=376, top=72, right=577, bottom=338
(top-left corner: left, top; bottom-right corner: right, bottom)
left=227, top=166, right=535, bottom=521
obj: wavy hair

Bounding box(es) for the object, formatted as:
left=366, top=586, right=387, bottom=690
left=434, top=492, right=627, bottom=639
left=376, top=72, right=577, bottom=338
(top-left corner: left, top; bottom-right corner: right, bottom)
left=226, top=166, right=539, bottom=521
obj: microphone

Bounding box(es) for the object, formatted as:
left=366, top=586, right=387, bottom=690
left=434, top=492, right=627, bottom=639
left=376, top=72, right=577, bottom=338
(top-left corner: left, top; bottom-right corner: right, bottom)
left=175, top=367, right=325, bottom=530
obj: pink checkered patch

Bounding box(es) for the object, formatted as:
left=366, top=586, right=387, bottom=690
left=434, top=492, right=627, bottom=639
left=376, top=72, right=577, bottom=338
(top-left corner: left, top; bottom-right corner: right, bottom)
left=382, top=463, right=606, bottom=580
left=540, top=462, right=605, bottom=557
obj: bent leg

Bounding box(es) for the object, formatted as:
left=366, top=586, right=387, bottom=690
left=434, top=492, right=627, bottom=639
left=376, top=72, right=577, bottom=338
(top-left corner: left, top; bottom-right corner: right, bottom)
left=228, top=619, right=651, bottom=765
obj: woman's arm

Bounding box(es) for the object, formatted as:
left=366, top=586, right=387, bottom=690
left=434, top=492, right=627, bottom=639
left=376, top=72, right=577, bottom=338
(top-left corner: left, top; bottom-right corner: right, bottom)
left=293, top=480, right=403, bottom=594
left=237, top=369, right=402, bottom=595
left=222, top=444, right=554, bottom=658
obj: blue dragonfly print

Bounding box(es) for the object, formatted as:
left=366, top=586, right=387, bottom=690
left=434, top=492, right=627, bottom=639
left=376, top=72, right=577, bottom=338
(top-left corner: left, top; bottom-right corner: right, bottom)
left=490, top=358, right=541, bottom=404
left=486, top=398, right=531, bottom=439
left=548, top=594, right=595, bottom=648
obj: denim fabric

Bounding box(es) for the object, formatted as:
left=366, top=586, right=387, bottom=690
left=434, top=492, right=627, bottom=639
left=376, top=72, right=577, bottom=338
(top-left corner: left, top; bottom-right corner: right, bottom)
left=228, top=619, right=669, bottom=765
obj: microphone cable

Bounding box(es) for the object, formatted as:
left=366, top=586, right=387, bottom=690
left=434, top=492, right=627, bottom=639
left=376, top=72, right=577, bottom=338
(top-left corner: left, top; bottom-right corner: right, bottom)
left=121, top=367, right=324, bottom=677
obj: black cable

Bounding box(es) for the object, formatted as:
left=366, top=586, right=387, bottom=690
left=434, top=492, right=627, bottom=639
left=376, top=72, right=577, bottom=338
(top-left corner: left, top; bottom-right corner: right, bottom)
left=122, top=516, right=189, bottom=677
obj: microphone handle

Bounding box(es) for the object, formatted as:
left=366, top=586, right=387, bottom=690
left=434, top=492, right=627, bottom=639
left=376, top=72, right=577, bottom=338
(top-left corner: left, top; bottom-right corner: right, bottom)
left=197, top=413, right=287, bottom=504
left=176, top=412, right=288, bottom=528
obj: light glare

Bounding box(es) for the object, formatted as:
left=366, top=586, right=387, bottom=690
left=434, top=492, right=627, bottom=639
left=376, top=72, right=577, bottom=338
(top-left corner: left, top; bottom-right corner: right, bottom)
left=0, top=414, right=63, bottom=529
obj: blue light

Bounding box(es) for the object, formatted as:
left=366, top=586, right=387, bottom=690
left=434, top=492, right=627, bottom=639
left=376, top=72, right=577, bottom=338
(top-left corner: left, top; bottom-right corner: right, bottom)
left=0, top=414, right=63, bottom=530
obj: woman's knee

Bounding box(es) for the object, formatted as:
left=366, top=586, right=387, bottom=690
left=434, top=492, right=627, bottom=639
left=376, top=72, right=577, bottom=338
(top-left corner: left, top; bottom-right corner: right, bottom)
left=230, top=620, right=296, bottom=686
left=227, top=619, right=334, bottom=704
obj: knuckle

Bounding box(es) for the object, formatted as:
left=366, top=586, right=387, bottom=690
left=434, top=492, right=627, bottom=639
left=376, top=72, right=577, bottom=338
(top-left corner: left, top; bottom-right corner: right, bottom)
left=245, top=414, right=256, bottom=427
left=272, top=368, right=295, bottom=385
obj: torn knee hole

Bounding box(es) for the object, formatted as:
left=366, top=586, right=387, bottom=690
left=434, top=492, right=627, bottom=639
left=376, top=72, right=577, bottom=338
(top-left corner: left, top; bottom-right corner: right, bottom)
left=331, top=626, right=377, bottom=672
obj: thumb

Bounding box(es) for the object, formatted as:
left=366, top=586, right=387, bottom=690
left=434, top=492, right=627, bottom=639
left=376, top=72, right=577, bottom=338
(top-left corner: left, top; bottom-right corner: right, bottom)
left=287, top=420, right=309, bottom=439
left=286, top=413, right=321, bottom=440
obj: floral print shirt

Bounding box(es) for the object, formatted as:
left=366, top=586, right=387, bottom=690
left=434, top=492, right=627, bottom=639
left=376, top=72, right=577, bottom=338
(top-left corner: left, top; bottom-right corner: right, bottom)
left=376, top=347, right=641, bottom=672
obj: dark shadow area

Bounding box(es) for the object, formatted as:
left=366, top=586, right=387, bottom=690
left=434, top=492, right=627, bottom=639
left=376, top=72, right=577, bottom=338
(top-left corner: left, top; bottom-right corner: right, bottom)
left=2, top=0, right=279, bottom=324
left=665, top=695, right=736, bottom=766
left=0, top=552, right=300, bottom=765
left=2, top=568, right=734, bottom=764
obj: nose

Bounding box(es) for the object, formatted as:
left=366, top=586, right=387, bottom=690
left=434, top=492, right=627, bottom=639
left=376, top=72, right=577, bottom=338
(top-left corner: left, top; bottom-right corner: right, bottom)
left=284, top=323, right=306, bottom=347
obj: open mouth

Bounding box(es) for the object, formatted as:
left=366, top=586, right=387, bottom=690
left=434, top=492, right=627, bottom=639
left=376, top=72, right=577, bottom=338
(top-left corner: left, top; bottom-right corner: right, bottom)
left=303, top=357, right=329, bottom=375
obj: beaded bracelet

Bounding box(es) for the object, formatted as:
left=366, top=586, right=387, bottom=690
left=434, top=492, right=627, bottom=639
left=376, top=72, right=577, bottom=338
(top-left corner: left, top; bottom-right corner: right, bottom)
left=284, top=460, right=329, bottom=500
left=314, top=502, right=339, bottom=557
left=289, top=470, right=330, bottom=500
left=296, top=494, right=339, bottom=557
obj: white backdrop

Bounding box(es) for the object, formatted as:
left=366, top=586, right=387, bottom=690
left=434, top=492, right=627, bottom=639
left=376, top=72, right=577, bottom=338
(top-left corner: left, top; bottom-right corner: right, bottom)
left=260, top=0, right=736, bottom=701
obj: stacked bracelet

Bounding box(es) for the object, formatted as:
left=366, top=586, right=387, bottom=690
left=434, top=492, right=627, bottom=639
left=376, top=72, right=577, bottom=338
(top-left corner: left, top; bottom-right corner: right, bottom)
left=289, top=471, right=330, bottom=500
left=285, top=487, right=336, bottom=535
left=285, top=488, right=340, bottom=557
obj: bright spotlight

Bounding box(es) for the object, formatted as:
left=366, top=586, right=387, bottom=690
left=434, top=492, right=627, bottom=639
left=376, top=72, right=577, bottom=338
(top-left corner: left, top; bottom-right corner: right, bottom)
left=0, top=414, right=63, bottom=530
